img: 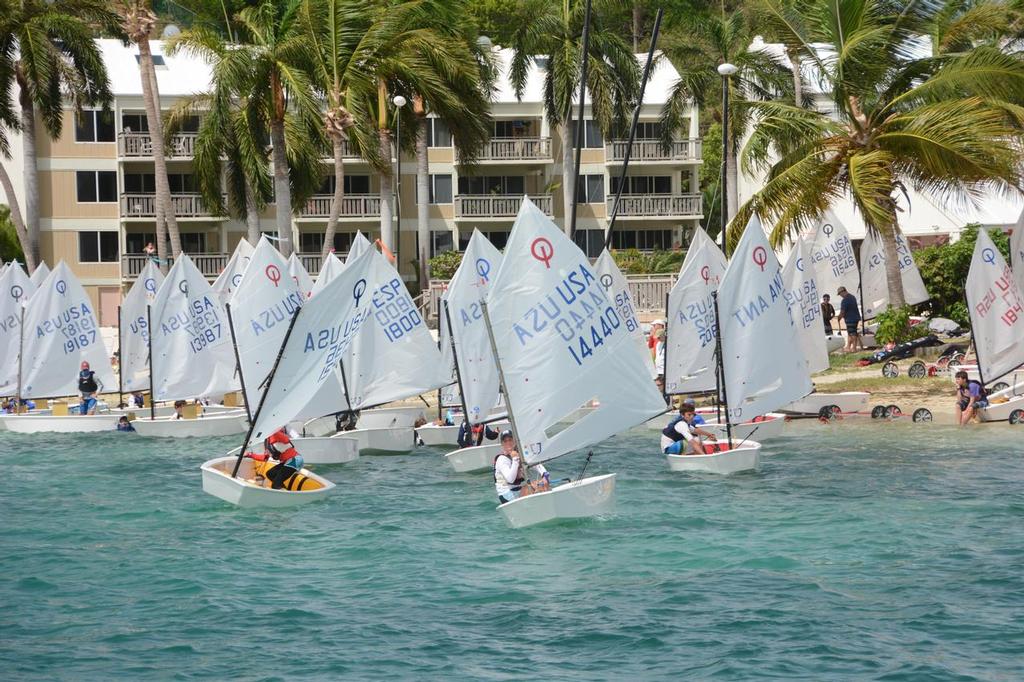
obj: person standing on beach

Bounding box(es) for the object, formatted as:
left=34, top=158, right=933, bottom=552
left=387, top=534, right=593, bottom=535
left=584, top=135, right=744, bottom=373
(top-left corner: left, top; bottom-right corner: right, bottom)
left=821, top=294, right=836, bottom=334
left=837, top=287, right=861, bottom=353
left=78, top=362, right=103, bottom=415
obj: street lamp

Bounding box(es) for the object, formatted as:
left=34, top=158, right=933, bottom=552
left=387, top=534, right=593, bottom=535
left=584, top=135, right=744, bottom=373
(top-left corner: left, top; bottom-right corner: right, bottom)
left=392, top=94, right=407, bottom=269
left=718, top=62, right=737, bottom=254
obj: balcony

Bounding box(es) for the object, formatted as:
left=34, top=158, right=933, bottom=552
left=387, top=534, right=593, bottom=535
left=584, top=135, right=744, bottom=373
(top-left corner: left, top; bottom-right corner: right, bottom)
left=119, top=132, right=198, bottom=158
left=608, top=194, right=702, bottom=218
left=121, top=193, right=218, bottom=219
left=454, top=194, right=552, bottom=219
left=300, top=194, right=381, bottom=219
left=605, top=139, right=702, bottom=164
left=122, top=253, right=229, bottom=279
left=465, top=137, right=552, bottom=163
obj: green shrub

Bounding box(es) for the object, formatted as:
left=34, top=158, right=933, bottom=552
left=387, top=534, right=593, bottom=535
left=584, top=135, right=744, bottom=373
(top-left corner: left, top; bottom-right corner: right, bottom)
left=875, top=305, right=930, bottom=345
left=611, top=248, right=685, bottom=274
left=428, top=250, right=463, bottom=280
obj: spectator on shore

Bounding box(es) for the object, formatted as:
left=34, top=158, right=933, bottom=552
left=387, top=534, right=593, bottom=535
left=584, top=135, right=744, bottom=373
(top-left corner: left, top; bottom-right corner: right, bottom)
left=837, top=287, right=861, bottom=353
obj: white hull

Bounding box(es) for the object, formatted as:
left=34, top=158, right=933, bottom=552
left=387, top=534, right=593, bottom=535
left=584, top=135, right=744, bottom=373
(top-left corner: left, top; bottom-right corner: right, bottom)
left=201, top=455, right=334, bottom=508
left=417, top=420, right=511, bottom=447
left=666, top=441, right=762, bottom=475
left=0, top=414, right=120, bottom=433
left=111, top=405, right=178, bottom=419
left=497, top=474, right=617, bottom=529
left=446, top=443, right=503, bottom=473
left=132, top=412, right=249, bottom=438
left=825, top=334, right=844, bottom=353
left=701, top=413, right=786, bottom=441
left=979, top=395, right=1024, bottom=422
left=356, top=406, right=425, bottom=429
left=330, top=427, right=413, bottom=455
left=290, top=436, right=360, bottom=465
left=781, top=392, right=870, bottom=416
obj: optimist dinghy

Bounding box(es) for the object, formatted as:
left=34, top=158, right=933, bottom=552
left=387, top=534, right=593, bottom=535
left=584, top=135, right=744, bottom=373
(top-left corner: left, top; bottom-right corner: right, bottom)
left=201, top=455, right=334, bottom=509
left=667, top=442, right=762, bottom=475
left=0, top=413, right=120, bottom=433
left=131, top=411, right=248, bottom=438
left=289, top=436, right=359, bottom=465
left=700, top=412, right=786, bottom=441
left=483, top=199, right=666, bottom=527
left=329, top=427, right=413, bottom=455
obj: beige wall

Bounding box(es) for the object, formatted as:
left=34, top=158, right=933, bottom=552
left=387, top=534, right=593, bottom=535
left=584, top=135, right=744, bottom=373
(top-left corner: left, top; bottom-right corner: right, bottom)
left=41, top=231, right=119, bottom=278
left=39, top=170, right=118, bottom=219
left=36, top=110, right=117, bottom=159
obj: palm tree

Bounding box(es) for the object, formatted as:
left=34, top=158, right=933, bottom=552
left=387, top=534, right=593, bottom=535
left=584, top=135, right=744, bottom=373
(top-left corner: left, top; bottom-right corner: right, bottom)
left=736, top=0, right=1024, bottom=307
left=658, top=7, right=792, bottom=228
left=118, top=1, right=183, bottom=268
left=0, top=0, right=120, bottom=271
left=507, top=0, right=640, bottom=236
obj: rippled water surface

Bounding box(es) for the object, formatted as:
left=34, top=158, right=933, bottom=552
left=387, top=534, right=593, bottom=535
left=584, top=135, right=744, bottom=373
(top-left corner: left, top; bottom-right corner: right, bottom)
left=2, top=419, right=1023, bottom=680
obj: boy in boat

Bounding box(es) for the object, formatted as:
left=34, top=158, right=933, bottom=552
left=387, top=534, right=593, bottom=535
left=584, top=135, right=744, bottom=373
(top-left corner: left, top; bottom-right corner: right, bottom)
left=661, top=405, right=717, bottom=456
left=494, top=430, right=549, bottom=504
left=955, top=370, right=989, bottom=426
left=247, top=427, right=305, bottom=489
left=131, top=392, right=145, bottom=409
left=457, top=421, right=499, bottom=448
left=78, top=361, right=103, bottom=415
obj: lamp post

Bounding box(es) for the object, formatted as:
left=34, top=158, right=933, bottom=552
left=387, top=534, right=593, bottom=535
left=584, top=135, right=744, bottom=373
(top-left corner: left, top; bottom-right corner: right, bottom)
left=393, top=94, right=407, bottom=269
left=718, top=62, right=737, bottom=254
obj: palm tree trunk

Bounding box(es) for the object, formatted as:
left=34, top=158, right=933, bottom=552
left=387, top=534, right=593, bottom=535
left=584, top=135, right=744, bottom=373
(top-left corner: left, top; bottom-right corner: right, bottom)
left=415, top=117, right=430, bottom=292
left=788, top=47, right=803, bottom=108
left=245, top=184, right=260, bottom=244
left=378, top=128, right=395, bottom=253
left=269, top=117, right=293, bottom=257
left=878, top=222, right=907, bottom=308
left=322, top=137, right=346, bottom=260
left=17, top=82, right=41, bottom=270
left=560, top=121, right=574, bottom=237
left=136, top=37, right=179, bottom=266
left=632, top=3, right=642, bottom=52
left=0, top=160, right=33, bottom=270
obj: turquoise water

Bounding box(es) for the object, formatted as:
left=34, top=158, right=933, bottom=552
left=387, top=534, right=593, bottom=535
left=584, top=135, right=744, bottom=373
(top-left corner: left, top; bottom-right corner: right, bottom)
left=2, top=420, right=1023, bottom=680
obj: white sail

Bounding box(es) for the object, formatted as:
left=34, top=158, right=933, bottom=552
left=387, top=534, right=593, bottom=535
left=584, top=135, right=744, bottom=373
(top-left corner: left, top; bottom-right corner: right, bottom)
left=346, top=231, right=372, bottom=264
left=781, top=236, right=830, bottom=375
left=287, top=253, right=314, bottom=299
left=965, top=229, right=1024, bottom=382
left=594, top=249, right=657, bottom=379
left=149, top=253, right=239, bottom=400
left=0, top=263, right=35, bottom=395
left=718, top=215, right=813, bottom=421
left=20, top=261, right=115, bottom=399
left=664, top=227, right=727, bottom=394
left=29, top=262, right=51, bottom=288
left=311, top=252, right=345, bottom=297
left=120, top=260, right=165, bottom=392
left=860, top=229, right=930, bottom=318
left=211, top=238, right=255, bottom=301
left=1011, top=212, right=1024, bottom=296
left=439, top=229, right=504, bottom=422
left=809, top=211, right=860, bottom=301
left=485, top=198, right=667, bottom=465
left=228, top=236, right=305, bottom=410
left=249, top=250, right=379, bottom=441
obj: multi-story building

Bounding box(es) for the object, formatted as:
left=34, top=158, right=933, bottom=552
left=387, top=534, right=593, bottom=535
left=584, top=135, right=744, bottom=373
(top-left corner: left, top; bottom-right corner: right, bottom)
left=3, top=39, right=703, bottom=324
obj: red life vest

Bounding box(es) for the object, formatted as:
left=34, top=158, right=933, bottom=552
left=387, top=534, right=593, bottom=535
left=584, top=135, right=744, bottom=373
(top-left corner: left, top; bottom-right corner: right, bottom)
left=265, top=429, right=298, bottom=465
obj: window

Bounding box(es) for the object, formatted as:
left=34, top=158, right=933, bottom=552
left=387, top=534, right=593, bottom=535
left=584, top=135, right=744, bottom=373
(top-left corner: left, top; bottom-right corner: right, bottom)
left=79, top=231, right=119, bottom=263
left=573, top=229, right=605, bottom=258
left=493, top=120, right=533, bottom=138
left=167, top=174, right=197, bottom=194
left=180, top=233, right=206, bottom=253
left=635, top=122, right=664, bottom=140
left=319, top=175, right=371, bottom=195
left=611, top=175, right=672, bottom=195
left=427, top=119, right=452, bottom=147
left=126, top=232, right=155, bottom=254
left=124, top=173, right=156, bottom=194
left=609, top=228, right=673, bottom=251
left=430, top=231, right=454, bottom=256
left=136, top=54, right=166, bottom=67
left=575, top=175, right=605, bottom=203
left=457, top=175, right=525, bottom=195
left=299, top=232, right=356, bottom=254
left=75, top=110, right=115, bottom=142
left=429, top=174, right=452, bottom=203
left=121, top=113, right=149, bottom=133
left=76, top=171, right=117, bottom=202
left=459, top=229, right=508, bottom=250
left=569, top=120, right=603, bottom=148
left=178, top=115, right=200, bottom=133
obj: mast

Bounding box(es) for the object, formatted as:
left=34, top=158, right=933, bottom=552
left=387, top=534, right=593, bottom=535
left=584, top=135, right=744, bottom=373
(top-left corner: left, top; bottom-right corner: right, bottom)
left=443, top=300, right=474, bottom=439
left=117, top=304, right=124, bottom=408
left=225, top=303, right=253, bottom=423
left=481, top=299, right=527, bottom=468
left=661, top=292, right=669, bottom=404
left=16, top=306, right=24, bottom=412
left=711, top=291, right=733, bottom=446
left=147, top=304, right=155, bottom=421
left=231, top=309, right=301, bottom=478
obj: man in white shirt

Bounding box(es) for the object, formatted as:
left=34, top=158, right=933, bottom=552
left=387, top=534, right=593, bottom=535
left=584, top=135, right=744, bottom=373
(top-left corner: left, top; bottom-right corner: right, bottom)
left=494, top=430, right=548, bottom=504
left=660, top=405, right=716, bottom=456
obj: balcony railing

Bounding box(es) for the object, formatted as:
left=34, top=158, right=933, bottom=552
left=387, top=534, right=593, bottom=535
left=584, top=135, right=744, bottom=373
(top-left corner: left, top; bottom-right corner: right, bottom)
left=122, top=253, right=229, bottom=279
left=301, top=194, right=381, bottom=218
left=121, top=193, right=215, bottom=218
left=468, top=137, right=552, bottom=162
left=605, top=138, right=702, bottom=163
left=119, top=132, right=199, bottom=158
left=454, top=194, right=552, bottom=218
left=608, top=194, right=702, bottom=217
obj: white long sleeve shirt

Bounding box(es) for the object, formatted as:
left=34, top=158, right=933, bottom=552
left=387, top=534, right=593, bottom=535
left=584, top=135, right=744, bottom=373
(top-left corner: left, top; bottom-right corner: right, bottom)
left=494, top=452, right=548, bottom=495
left=659, top=418, right=695, bottom=451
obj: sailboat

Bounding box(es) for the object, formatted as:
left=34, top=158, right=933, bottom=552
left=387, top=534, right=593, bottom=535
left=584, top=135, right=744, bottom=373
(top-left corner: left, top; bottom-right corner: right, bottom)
left=964, top=230, right=1024, bottom=423
left=483, top=198, right=666, bottom=528
left=287, top=253, right=314, bottom=298
left=211, top=238, right=254, bottom=302
left=435, top=229, right=510, bottom=470
left=28, top=261, right=50, bottom=288
left=594, top=248, right=656, bottom=378
left=132, top=254, right=246, bottom=437
left=0, top=263, right=36, bottom=419
left=860, top=228, right=930, bottom=319
left=0, top=262, right=119, bottom=433
left=667, top=216, right=813, bottom=475
left=201, top=249, right=382, bottom=507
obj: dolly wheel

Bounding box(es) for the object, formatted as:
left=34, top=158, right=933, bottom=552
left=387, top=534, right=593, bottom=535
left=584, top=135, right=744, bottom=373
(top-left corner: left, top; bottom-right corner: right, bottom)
left=908, top=361, right=926, bottom=379
left=912, top=408, right=933, bottom=423
left=882, top=361, right=899, bottom=378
